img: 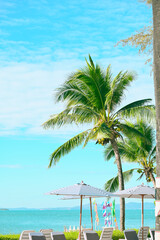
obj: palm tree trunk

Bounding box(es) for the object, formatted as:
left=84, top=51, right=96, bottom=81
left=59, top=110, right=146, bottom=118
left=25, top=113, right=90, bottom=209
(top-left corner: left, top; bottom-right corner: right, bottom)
left=111, top=138, right=125, bottom=231
left=152, top=1, right=160, bottom=239
left=149, top=172, right=156, bottom=188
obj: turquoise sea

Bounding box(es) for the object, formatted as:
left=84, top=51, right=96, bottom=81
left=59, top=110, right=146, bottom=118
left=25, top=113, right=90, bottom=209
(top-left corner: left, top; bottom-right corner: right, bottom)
left=0, top=209, right=155, bottom=234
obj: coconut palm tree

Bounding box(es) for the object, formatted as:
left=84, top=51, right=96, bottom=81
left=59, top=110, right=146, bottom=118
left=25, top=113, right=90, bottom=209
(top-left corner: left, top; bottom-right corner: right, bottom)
left=43, top=55, right=154, bottom=230
left=104, top=121, right=156, bottom=192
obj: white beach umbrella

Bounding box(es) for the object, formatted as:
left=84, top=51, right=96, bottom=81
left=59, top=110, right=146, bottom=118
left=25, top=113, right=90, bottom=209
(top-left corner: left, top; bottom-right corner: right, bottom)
left=47, top=181, right=114, bottom=239
left=115, top=183, right=155, bottom=240
left=47, top=181, right=114, bottom=197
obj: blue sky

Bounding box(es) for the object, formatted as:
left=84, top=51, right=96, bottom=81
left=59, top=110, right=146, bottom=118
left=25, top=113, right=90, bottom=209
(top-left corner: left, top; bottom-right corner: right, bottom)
left=0, top=0, right=155, bottom=208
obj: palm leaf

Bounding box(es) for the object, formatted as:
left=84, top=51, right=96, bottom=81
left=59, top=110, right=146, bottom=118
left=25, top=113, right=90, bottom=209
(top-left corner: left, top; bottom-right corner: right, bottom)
left=137, top=172, right=145, bottom=181
left=116, top=99, right=152, bottom=114
left=56, top=56, right=111, bottom=113
left=83, top=123, right=112, bottom=147
left=117, top=123, right=145, bottom=139
left=115, top=99, right=155, bottom=122
left=104, top=144, right=114, bottom=161
left=42, top=108, right=75, bottom=129
left=48, top=130, right=89, bottom=167
left=71, top=105, right=100, bottom=123
left=104, top=141, right=136, bottom=162
left=149, top=146, right=156, bottom=158
left=55, top=80, right=94, bottom=108
left=104, top=169, right=135, bottom=192
left=105, top=71, right=135, bottom=112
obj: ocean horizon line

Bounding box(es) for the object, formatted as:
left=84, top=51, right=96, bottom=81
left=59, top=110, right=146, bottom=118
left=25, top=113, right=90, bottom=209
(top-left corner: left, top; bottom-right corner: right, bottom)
left=1, top=202, right=155, bottom=211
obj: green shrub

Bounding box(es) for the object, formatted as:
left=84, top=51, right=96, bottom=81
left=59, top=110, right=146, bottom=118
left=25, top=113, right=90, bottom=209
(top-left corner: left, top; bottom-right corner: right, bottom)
left=64, top=230, right=125, bottom=240
left=0, top=235, right=20, bottom=240
left=64, top=231, right=78, bottom=240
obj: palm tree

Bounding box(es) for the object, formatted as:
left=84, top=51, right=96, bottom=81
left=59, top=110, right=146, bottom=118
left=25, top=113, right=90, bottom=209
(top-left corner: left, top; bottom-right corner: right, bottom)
left=43, top=55, right=154, bottom=230
left=104, top=121, right=156, bottom=192
left=152, top=1, right=160, bottom=237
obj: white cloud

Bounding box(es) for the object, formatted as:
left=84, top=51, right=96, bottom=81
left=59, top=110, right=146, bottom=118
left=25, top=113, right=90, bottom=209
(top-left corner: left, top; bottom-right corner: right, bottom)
left=0, top=164, right=22, bottom=168
left=0, top=53, right=154, bottom=137
left=0, top=59, right=85, bottom=136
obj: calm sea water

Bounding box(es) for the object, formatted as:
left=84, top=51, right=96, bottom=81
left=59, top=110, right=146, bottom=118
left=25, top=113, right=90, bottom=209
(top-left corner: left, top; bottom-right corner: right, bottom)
left=0, top=209, right=155, bottom=235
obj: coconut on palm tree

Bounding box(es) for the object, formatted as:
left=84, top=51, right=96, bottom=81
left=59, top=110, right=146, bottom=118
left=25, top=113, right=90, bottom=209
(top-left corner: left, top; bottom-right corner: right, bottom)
left=104, top=120, right=156, bottom=193
left=43, top=55, right=154, bottom=230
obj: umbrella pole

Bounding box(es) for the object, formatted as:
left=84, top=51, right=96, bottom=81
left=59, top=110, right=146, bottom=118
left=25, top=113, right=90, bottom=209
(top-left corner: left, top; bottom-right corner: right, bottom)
left=89, top=197, right=93, bottom=230
left=79, top=195, right=83, bottom=240
left=142, top=195, right=144, bottom=240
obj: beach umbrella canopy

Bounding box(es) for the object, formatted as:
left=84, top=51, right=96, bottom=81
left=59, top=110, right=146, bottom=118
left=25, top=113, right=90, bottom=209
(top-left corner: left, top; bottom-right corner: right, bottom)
left=47, top=181, right=114, bottom=239
left=115, top=183, right=155, bottom=240
left=47, top=181, right=115, bottom=197
left=115, top=184, right=155, bottom=199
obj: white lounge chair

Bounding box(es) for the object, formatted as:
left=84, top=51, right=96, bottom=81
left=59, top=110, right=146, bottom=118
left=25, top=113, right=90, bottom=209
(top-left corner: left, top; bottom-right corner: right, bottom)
left=83, top=230, right=99, bottom=240
left=40, top=229, right=53, bottom=240
left=100, top=227, right=113, bottom=240
left=19, top=230, right=35, bottom=240
left=29, top=233, right=46, bottom=240
left=138, top=227, right=149, bottom=240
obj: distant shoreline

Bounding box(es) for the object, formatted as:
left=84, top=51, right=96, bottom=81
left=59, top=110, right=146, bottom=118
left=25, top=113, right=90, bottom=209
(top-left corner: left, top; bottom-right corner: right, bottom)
left=1, top=201, right=155, bottom=211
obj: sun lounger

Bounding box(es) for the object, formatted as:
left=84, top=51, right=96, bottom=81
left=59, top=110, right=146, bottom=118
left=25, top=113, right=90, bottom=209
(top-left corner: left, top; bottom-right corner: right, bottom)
left=40, top=229, right=53, bottom=240
left=51, top=232, right=66, bottom=240
left=19, top=230, right=35, bottom=240
left=100, top=227, right=113, bottom=240
left=83, top=230, right=99, bottom=240
left=124, top=230, right=139, bottom=240
left=149, top=229, right=155, bottom=240
left=138, top=227, right=149, bottom=240
left=29, top=233, right=46, bottom=240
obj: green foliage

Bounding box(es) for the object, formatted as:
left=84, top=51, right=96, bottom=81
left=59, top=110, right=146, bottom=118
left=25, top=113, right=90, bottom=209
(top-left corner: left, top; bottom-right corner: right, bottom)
left=104, top=120, right=156, bottom=189
left=43, top=55, right=154, bottom=167
left=48, top=130, right=89, bottom=166
left=111, top=230, right=125, bottom=240
left=0, top=235, right=20, bottom=240
left=105, top=169, right=135, bottom=192
left=64, top=231, right=79, bottom=240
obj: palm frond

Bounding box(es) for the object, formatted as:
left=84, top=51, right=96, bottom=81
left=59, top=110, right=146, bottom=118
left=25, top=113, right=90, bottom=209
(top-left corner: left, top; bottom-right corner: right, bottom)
left=104, top=144, right=114, bottom=161
left=56, top=56, right=110, bottom=113
left=116, top=99, right=155, bottom=122
left=84, top=123, right=112, bottom=147
left=55, top=80, right=94, bottom=108
left=86, top=54, right=95, bottom=68
left=104, top=140, right=137, bottom=162
left=105, top=71, right=135, bottom=112
left=149, top=146, right=156, bottom=161
left=70, top=105, right=100, bottom=123
left=122, top=121, right=155, bottom=155
left=116, top=142, right=137, bottom=162
left=104, top=169, right=135, bottom=192
left=117, top=123, right=145, bottom=139
left=42, top=108, right=75, bottom=129
left=48, top=130, right=89, bottom=167
left=150, top=145, right=156, bottom=157
left=137, top=172, right=145, bottom=181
